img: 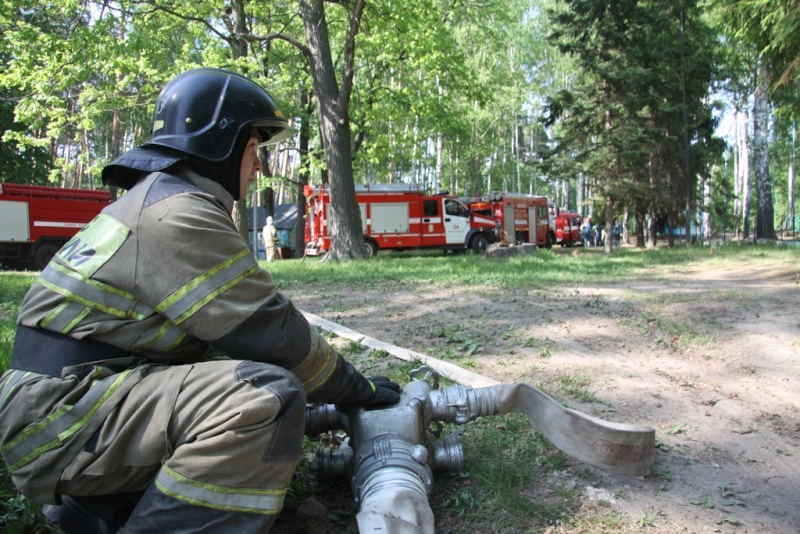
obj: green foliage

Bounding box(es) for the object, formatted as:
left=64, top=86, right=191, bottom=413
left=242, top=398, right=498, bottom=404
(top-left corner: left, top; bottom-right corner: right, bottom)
left=0, top=491, right=42, bottom=534
left=0, top=273, right=36, bottom=369
left=0, top=88, right=50, bottom=185
left=722, top=0, right=800, bottom=104
left=544, top=0, right=722, bottom=230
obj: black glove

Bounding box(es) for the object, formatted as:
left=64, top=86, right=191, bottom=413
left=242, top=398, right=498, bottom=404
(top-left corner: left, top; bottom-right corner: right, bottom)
left=369, top=376, right=402, bottom=404
left=337, top=373, right=402, bottom=406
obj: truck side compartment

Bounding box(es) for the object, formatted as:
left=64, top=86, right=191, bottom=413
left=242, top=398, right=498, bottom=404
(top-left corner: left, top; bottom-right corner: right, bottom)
left=0, top=183, right=113, bottom=270
left=468, top=191, right=555, bottom=248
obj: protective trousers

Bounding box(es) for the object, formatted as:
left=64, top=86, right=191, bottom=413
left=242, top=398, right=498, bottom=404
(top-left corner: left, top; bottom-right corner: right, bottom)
left=0, top=359, right=306, bottom=533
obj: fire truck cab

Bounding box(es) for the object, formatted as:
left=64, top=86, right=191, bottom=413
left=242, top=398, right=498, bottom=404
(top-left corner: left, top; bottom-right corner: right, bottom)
left=304, top=184, right=496, bottom=257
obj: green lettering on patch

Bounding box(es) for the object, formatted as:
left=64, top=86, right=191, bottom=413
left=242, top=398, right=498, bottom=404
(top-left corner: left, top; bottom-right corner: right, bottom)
left=57, top=214, right=130, bottom=277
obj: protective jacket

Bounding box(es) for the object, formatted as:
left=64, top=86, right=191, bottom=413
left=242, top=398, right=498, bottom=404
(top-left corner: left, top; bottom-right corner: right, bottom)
left=13, top=168, right=357, bottom=401
left=263, top=223, right=278, bottom=247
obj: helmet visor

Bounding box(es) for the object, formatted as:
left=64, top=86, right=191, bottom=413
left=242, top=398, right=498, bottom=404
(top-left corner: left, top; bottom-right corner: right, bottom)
left=252, top=118, right=293, bottom=146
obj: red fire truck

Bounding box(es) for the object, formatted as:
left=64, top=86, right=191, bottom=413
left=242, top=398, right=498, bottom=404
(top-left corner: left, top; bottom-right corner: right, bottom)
left=0, top=183, right=113, bottom=270
left=555, top=209, right=583, bottom=247
left=303, top=184, right=497, bottom=257
left=468, top=192, right=556, bottom=248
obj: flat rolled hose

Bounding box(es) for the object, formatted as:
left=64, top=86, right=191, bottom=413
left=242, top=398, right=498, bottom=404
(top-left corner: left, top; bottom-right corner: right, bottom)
left=485, top=383, right=655, bottom=476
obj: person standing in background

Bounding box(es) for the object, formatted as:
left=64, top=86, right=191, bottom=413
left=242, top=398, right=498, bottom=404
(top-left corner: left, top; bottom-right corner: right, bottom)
left=582, top=217, right=593, bottom=247
left=263, top=215, right=278, bottom=261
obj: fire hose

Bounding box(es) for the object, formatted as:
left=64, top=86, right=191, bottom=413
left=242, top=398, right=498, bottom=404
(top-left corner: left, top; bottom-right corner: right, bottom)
left=305, top=366, right=655, bottom=534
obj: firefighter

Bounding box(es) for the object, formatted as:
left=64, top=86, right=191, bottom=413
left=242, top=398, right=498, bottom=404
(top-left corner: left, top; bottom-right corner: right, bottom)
left=263, top=215, right=278, bottom=261
left=0, top=68, right=401, bottom=533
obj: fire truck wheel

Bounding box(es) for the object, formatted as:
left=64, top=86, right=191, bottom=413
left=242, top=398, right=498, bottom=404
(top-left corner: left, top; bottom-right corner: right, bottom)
left=33, top=243, right=59, bottom=271
left=470, top=234, right=489, bottom=254
left=364, top=239, right=378, bottom=258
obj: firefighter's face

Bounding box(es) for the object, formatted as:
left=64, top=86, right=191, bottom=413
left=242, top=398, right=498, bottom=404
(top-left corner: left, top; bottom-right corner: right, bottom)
left=239, top=130, right=263, bottom=199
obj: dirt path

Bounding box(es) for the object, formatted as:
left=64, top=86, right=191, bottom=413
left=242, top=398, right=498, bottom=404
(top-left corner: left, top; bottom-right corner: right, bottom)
left=288, top=256, right=800, bottom=533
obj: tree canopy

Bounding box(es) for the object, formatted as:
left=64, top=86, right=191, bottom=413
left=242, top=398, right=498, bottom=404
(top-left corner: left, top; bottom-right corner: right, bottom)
left=0, top=0, right=796, bottom=255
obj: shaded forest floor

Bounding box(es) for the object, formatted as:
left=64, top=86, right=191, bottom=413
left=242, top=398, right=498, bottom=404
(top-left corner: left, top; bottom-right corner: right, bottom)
left=287, top=246, right=800, bottom=533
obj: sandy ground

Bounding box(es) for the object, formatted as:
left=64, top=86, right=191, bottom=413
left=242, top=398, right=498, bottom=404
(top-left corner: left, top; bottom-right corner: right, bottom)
left=287, top=250, right=800, bottom=533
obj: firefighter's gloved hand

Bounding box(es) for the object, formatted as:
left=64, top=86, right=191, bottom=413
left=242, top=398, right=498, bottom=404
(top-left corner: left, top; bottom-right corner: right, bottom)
left=368, top=376, right=402, bottom=404
left=338, top=373, right=402, bottom=406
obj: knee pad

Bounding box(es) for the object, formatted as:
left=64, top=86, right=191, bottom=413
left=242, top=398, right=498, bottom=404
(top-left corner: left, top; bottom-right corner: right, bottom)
left=234, top=362, right=306, bottom=459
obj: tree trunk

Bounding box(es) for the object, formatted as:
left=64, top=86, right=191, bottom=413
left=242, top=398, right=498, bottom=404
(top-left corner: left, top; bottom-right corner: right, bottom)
left=472, top=154, right=482, bottom=197
left=300, top=0, right=366, bottom=260
left=680, top=8, right=692, bottom=242
left=789, top=121, right=796, bottom=236
left=603, top=195, right=613, bottom=254
left=514, top=118, right=522, bottom=193
left=622, top=208, right=629, bottom=244
left=733, top=110, right=742, bottom=237
left=295, top=88, right=313, bottom=256
left=602, top=81, right=612, bottom=255
left=667, top=212, right=676, bottom=248
left=753, top=61, right=776, bottom=240
left=110, top=108, right=121, bottom=199
left=647, top=151, right=657, bottom=248
left=739, top=109, right=751, bottom=239
left=702, top=175, right=712, bottom=241
left=226, top=0, right=252, bottom=244
left=635, top=207, right=646, bottom=248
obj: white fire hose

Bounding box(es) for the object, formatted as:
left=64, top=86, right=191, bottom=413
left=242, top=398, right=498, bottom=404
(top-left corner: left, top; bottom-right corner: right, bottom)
left=302, top=311, right=655, bottom=533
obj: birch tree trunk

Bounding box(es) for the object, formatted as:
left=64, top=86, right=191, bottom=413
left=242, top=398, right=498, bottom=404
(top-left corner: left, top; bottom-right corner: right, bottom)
left=738, top=108, right=751, bottom=239
left=515, top=118, right=522, bottom=193
left=702, top=175, right=712, bottom=241
left=733, top=110, right=742, bottom=237
left=789, top=121, right=796, bottom=236
left=622, top=208, right=630, bottom=244
left=435, top=76, right=444, bottom=194
left=435, top=133, right=444, bottom=193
